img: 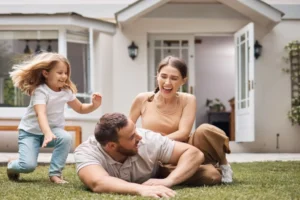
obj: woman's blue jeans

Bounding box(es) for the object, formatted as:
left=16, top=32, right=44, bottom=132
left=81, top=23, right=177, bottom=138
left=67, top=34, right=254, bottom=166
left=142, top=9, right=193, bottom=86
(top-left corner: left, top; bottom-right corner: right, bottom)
left=7, top=128, right=72, bottom=177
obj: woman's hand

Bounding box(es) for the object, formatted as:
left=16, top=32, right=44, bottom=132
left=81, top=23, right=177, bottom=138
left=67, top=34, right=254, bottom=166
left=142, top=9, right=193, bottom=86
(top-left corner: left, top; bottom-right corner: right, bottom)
left=92, top=93, right=102, bottom=108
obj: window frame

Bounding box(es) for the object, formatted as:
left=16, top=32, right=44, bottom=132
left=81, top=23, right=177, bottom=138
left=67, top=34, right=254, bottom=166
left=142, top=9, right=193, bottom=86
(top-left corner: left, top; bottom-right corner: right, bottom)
left=0, top=27, right=97, bottom=120
left=66, top=29, right=92, bottom=103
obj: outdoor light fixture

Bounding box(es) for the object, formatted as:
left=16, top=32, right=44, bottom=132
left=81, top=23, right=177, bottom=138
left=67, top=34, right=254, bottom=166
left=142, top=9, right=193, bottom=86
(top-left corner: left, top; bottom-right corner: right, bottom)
left=35, top=40, right=41, bottom=54
left=128, top=41, right=138, bottom=60
left=47, top=40, right=52, bottom=52
left=254, top=40, right=262, bottom=59
left=23, top=40, right=31, bottom=54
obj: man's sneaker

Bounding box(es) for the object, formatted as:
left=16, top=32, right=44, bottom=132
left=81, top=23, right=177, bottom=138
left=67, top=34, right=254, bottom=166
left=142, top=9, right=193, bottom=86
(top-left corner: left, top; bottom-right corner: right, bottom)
left=7, top=169, right=20, bottom=181
left=220, top=164, right=233, bottom=183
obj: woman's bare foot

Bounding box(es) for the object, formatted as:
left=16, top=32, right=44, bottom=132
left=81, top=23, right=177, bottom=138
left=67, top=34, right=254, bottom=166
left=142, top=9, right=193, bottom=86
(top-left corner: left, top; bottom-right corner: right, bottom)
left=50, top=176, right=68, bottom=184
left=7, top=159, right=20, bottom=181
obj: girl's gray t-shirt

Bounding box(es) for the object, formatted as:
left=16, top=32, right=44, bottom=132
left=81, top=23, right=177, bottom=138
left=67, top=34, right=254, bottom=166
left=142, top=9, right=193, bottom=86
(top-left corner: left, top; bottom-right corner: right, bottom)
left=18, top=84, right=76, bottom=134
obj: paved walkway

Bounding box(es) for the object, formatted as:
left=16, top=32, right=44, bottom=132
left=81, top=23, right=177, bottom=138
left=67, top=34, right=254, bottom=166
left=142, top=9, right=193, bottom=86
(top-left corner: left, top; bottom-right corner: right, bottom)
left=1, top=153, right=300, bottom=164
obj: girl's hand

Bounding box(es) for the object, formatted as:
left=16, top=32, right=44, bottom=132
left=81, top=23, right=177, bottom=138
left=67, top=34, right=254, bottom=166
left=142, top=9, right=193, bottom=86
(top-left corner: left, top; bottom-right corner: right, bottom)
left=42, top=133, right=57, bottom=148
left=92, top=93, right=102, bottom=108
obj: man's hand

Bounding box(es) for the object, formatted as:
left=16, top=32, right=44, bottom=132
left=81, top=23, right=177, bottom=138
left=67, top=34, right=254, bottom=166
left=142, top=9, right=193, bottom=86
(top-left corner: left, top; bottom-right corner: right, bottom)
left=92, top=93, right=102, bottom=108
left=42, top=132, right=57, bottom=147
left=138, top=185, right=176, bottom=198
left=142, top=178, right=174, bottom=188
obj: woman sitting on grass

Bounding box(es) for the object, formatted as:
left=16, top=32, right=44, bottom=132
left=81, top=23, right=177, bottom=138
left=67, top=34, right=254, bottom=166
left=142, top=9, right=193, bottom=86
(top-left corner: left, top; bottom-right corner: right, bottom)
left=129, top=56, right=233, bottom=185
left=7, top=52, right=102, bottom=184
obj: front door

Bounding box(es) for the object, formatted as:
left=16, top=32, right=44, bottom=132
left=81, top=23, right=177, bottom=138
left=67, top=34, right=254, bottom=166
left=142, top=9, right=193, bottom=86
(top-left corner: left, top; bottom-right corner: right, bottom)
left=148, top=34, right=195, bottom=94
left=234, top=23, right=255, bottom=142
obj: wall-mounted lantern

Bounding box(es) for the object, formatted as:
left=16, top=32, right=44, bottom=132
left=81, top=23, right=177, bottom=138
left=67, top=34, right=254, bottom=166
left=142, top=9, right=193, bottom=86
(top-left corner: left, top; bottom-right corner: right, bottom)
left=128, top=41, right=138, bottom=60
left=23, top=40, right=31, bottom=54
left=254, top=40, right=262, bottom=59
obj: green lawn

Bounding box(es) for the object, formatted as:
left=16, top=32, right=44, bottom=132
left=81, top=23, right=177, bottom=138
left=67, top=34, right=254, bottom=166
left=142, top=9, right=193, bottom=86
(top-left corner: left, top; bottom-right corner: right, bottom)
left=1, top=161, right=300, bottom=200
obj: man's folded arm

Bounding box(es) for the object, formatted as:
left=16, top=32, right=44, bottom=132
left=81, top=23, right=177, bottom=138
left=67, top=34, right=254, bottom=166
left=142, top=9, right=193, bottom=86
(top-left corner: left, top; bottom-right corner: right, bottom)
left=77, top=164, right=176, bottom=198
left=78, top=164, right=142, bottom=195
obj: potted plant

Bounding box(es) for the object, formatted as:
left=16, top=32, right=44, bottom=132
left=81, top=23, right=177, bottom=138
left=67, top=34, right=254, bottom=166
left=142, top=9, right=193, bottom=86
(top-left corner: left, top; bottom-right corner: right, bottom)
left=206, top=98, right=226, bottom=112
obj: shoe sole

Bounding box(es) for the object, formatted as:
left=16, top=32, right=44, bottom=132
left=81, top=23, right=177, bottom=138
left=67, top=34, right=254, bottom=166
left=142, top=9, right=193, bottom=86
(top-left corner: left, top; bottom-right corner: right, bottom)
left=7, top=169, right=20, bottom=181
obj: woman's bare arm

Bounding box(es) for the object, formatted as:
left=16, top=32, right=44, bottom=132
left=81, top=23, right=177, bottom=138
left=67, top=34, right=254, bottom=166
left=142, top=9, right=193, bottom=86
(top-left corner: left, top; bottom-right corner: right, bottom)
left=129, top=93, right=147, bottom=123
left=166, top=94, right=196, bottom=142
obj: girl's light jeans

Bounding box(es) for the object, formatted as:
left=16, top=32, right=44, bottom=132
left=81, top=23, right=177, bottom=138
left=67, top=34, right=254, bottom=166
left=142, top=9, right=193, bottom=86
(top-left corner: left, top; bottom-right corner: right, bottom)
left=7, top=128, right=72, bottom=177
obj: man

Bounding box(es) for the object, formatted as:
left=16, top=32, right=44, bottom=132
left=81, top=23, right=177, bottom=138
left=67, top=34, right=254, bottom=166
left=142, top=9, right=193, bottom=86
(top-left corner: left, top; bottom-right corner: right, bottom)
left=74, top=113, right=220, bottom=198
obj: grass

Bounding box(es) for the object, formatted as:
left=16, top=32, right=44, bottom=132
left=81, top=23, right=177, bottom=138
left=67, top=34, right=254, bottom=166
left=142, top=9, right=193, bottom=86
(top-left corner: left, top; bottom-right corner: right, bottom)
left=1, top=161, right=300, bottom=200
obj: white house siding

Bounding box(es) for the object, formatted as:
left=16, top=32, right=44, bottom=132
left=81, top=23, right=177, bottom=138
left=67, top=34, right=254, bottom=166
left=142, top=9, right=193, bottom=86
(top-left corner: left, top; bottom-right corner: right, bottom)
left=112, top=3, right=250, bottom=117
left=112, top=28, right=148, bottom=114
left=230, top=20, right=300, bottom=153
left=113, top=4, right=300, bottom=153
left=95, top=32, right=114, bottom=116
left=112, top=17, right=249, bottom=118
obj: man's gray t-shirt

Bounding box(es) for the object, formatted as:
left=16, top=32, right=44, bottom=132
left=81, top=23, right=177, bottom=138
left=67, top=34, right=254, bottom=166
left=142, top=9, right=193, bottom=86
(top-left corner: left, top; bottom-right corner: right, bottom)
left=74, top=128, right=175, bottom=183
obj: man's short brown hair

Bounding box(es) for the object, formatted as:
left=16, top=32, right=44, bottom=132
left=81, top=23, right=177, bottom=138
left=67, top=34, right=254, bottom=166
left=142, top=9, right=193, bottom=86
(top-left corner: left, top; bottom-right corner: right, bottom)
left=94, top=113, right=128, bottom=146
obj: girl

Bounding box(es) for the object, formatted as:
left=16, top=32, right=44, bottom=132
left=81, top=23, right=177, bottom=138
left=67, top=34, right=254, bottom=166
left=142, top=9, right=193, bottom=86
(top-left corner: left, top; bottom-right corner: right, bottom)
left=130, top=56, right=233, bottom=185
left=7, top=52, right=102, bottom=184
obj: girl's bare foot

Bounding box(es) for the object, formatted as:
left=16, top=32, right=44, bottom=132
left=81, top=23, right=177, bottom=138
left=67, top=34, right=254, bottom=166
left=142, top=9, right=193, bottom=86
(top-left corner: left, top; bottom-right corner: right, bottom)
left=50, top=176, right=68, bottom=184
left=7, top=159, right=20, bottom=181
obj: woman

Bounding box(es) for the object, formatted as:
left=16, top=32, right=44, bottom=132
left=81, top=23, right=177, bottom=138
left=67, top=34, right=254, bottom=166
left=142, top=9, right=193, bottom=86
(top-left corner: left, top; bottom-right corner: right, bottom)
left=129, top=56, right=233, bottom=186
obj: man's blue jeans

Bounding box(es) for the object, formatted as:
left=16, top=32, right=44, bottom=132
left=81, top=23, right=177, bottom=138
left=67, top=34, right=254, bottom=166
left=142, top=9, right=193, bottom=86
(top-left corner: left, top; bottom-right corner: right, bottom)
left=7, top=128, right=72, bottom=177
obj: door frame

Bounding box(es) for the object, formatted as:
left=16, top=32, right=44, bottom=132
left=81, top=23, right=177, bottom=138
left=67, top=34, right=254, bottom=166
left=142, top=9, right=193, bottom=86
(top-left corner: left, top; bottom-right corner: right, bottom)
left=194, top=33, right=236, bottom=141
left=148, top=34, right=195, bottom=93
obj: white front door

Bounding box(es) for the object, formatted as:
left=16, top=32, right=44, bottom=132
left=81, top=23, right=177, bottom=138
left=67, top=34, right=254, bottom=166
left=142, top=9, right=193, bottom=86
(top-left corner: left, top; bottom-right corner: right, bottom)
left=234, top=23, right=255, bottom=142
left=148, top=34, right=195, bottom=94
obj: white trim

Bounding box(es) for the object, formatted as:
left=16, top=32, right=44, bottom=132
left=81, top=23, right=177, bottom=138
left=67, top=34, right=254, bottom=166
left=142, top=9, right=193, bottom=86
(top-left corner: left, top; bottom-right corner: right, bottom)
left=195, top=33, right=233, bottom=37
left=89, top=27, right=95, bottom=93
left=116, top=0, right=282, bottom=28
left=237, top=0, right=283, bottom=22
left=217, top=0, right=282, bottom=28
left=116, top=0, right=171, bottom=26
left=273, top=5, right=300, bottom=20
left=74, top=93, right=90, bottom=98
left=58, top=28, right=67, bottom=56
left=65, top=39, right=88, bottom=44
left=0, top=107, right=99, bottom=121
left=0, top=14, right=115, bottom=34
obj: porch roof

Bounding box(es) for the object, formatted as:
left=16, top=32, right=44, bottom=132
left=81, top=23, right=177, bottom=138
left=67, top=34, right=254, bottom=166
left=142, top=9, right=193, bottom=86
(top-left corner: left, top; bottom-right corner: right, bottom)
left=116, top=0, right=284, bottom=29
left=0, top=12, right=116, bottom=34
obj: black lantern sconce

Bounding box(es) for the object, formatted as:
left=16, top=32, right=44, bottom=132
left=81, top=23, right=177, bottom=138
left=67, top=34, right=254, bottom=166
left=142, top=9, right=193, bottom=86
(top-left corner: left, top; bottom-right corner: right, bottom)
left=254, top=40, right=262, bottom=59
left=128, top=41, right=138, bottom=60
left=23, top=40, right=31, bottom=54
left=47, top=40, right=53, bottom=52
left=35, top=40, right=41, bottom=54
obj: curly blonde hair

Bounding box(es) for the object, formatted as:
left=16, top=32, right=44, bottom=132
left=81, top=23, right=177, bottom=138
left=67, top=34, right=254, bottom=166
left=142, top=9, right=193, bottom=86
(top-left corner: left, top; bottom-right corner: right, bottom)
left=10, top=52, right=77, bottom=95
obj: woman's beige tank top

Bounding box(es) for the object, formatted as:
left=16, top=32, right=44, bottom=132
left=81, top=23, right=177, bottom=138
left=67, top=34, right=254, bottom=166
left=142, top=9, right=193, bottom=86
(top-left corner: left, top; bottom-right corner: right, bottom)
left=141, top=92, right=188, bottom=135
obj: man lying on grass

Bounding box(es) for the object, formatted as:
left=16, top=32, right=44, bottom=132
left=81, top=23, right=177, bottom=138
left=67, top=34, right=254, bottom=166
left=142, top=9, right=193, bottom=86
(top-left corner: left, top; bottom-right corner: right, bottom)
left=74, top=113, right=222, bottom=198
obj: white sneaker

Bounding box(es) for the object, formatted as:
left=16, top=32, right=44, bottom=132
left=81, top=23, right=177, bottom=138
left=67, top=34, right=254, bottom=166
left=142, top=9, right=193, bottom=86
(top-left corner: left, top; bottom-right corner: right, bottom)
left=220, top=164, right=233, bottom=183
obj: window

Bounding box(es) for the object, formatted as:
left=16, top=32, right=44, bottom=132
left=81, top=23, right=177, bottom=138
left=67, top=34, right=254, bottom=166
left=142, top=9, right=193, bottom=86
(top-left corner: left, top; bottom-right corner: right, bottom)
left=66, top=30, right=91, bottom=103
left=0, top=30, right=58, bottom=107
left=152, top=39, right=189, bottom=92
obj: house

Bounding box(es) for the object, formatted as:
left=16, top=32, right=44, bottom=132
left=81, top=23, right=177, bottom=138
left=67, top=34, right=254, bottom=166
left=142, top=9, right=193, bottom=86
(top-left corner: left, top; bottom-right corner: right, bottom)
left=0, top=0, right=299, bottom=153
